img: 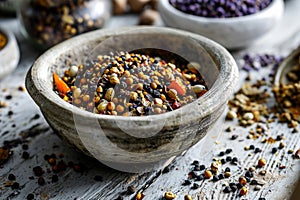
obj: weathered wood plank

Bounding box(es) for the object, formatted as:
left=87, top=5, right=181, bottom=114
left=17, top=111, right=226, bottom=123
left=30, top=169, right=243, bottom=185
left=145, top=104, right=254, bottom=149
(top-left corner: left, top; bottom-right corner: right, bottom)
left=1, top=1, right=300, bottom=199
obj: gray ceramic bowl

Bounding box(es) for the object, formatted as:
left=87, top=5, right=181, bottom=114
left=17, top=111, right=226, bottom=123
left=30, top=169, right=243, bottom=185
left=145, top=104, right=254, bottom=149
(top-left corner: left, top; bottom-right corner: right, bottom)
left=159, top=0, right=284, bottom=49
left=25, top=26, right=239, bottom=173
left=0, top=27, right=20, bottom=80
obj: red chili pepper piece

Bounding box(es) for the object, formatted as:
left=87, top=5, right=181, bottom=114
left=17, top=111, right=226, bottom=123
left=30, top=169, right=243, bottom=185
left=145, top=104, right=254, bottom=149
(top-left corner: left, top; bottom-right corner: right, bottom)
left=53, top=72, right=70, bottom=95
left=197, top=90, right=207, bottom=98
left=168, top=80, right=186, bottom=96
left=172, top=101, right=181, bottom=110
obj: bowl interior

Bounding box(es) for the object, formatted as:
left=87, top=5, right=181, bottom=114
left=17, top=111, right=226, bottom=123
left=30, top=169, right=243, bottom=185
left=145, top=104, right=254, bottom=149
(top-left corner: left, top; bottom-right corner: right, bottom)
left=46, top=28, right=221, bottom=117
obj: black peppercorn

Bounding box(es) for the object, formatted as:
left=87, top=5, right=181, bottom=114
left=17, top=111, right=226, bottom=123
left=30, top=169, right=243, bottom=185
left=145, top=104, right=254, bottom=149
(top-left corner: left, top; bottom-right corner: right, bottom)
left=27, top=193, right=34, bottom=200
left=225, top=148, right=232, bottom=154
left=192, top=183, right=200, bottom=189
left=212, top=175, right=219, bottom=182
left=8, top=173, right=16, bottom=181
left=223, top=186, right=231, bottom=193
left=182, top=180, right=192, bottom=186
left=225, top=167, right=231, bottom=172
left=11, top=182, right=20, bottom=189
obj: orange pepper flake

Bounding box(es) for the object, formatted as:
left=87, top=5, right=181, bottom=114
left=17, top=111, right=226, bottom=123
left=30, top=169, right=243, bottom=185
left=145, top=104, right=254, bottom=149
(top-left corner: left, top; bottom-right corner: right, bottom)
left=136, top=192, right=145, bottom=200
left=0, top=32, right=8, bottom=50
left=168, top=80, right=186, bottom=96
left=197, top=89, right=207, bottom=98
left=53, top=72, right=70, bottom=95
left=266, top=137, right=276, bottom=144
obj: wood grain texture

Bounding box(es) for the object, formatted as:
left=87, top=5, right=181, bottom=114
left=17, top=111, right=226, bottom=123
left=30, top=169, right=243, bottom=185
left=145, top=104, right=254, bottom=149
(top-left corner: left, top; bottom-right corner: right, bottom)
left=1, top=0, right=300, bottom=199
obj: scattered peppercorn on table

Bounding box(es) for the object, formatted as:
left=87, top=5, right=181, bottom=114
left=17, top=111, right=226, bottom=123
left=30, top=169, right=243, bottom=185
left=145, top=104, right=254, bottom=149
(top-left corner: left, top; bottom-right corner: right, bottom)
left=1, top=1, right=300, bottom=199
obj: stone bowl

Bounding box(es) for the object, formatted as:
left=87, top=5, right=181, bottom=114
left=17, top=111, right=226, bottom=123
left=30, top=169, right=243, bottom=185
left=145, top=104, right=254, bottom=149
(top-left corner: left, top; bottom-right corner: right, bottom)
left=25, top=26, right=239, bottom=173
left=0, top=27, right=20, bottom=79
left=158, top=0, right=284, bottom=49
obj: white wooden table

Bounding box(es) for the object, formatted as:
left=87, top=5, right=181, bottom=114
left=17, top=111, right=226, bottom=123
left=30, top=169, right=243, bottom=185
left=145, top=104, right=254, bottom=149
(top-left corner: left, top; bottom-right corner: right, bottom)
left=1, top=1, right=300, bottom=199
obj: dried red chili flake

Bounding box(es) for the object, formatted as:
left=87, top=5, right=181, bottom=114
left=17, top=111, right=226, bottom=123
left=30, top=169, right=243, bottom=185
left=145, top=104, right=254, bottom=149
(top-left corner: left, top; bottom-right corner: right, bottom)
left=171, top=101, right=181, bottom=110
left=168, top=80, right=186, bottom=96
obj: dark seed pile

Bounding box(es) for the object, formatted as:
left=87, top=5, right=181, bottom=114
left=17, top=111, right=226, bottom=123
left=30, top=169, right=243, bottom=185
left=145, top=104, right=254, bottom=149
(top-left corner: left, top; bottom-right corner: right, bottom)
left=169, top=0, right=273, bottom=18
left=54, top=51, right=208, bottom=116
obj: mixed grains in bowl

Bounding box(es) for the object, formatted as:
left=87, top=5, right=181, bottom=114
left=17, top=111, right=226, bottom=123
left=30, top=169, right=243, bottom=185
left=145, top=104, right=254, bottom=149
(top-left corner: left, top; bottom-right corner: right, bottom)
left=26, top=26, right=239, bottom=172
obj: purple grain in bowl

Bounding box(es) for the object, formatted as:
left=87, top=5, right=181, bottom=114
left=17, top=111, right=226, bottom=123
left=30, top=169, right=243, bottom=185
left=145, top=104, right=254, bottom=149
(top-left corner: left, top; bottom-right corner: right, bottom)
left=159, top=0, right=284, bottom=49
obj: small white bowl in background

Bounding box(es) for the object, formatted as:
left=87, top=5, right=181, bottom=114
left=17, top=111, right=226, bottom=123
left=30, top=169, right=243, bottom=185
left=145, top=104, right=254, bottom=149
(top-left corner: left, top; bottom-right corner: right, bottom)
left=0, top=27, right=20, bottom=79
left=158, top=0, right=284, bottom=49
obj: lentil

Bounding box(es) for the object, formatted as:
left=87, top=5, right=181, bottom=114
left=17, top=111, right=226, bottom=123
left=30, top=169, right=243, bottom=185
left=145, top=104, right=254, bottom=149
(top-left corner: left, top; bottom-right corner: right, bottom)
left=239, top=186, right=248, bottom=196
left=54, top=51, right=208, bottom=116
left=204, top=170, right=212, bottom=179
left=239, top=176, right=247, bottom=185
left=164, top=191, right=176, bottom=200
left=184, top=194, right=192, bottom=200
left=258, top=158, right=267, bottom=167
left=224, top=171, right=231, bottom=178
left=226, top=110, right=237, bottom=120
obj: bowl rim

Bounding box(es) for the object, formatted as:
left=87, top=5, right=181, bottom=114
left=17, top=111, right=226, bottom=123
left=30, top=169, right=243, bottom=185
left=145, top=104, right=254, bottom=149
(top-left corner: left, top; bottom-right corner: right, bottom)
left=26, top=26, right=239, bottom=123
left=274, top=45, right=300, bottom=86
left=159, top=0, right=283, bottom=23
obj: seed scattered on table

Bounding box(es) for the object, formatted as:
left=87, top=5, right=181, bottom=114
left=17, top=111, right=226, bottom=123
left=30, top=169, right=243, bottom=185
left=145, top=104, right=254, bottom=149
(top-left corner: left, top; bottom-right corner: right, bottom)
left=257, top=158, right=267, bottom=167
left=164, top=191, right=176, bottom=200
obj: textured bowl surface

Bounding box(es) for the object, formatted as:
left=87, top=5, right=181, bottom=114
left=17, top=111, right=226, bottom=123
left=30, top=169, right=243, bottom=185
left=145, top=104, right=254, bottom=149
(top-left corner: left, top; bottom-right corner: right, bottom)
left=274, top=46, right=300, bottom=85
left=0, top=27, right=20, bottom=80
left=26, top=26, right=239, bottom=172
left=159, top=0, right=284, bottom=49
